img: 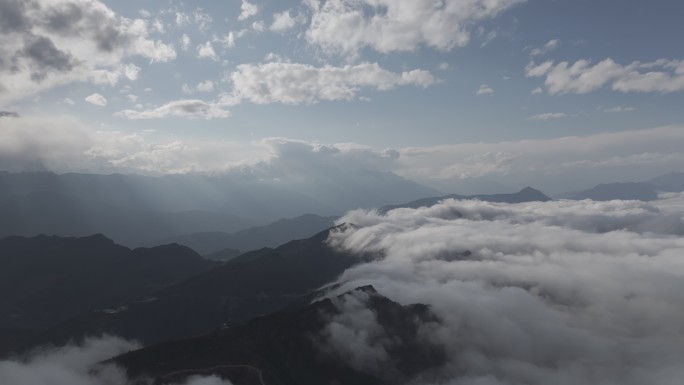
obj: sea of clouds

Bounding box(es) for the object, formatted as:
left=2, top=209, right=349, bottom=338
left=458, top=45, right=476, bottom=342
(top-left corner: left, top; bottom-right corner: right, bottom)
left=2, top=196, right=684, bottom=385
left=324, top=197, right=684, bottom=385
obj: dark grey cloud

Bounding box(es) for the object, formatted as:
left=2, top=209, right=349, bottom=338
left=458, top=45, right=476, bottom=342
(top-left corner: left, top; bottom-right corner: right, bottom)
left=21, top=35, right=79, bottom=81
left=0, top=111, right=19, bottom=118
left=41, top=2, right=84, bottom=34
left=93, top=24, right=127, bottom=52
left=0, top=0, right=29, bottom=34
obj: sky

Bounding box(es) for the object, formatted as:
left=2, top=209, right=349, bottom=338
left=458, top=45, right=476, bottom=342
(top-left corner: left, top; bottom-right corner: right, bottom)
left=1, top=0, right=683, bottom=194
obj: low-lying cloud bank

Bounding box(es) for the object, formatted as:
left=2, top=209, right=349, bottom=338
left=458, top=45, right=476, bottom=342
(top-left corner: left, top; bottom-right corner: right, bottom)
left=0, top=336, right=232, bottom=385
left=326, top=198, right=684, bottom=384
left=3, top=114, right=684, bottom=195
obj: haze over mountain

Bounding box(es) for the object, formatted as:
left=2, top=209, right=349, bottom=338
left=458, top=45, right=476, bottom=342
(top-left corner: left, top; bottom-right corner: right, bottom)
left=0, top=171, right=438, bottom=245
left=0, top=234, right=217, bottom=352
left=113, top=286, right=445, bottom=385
left=561, top=172, right=684, bottom=201
left=152, top=213, right=338, bottom=256
left=379, top=186, right=551, bottom=213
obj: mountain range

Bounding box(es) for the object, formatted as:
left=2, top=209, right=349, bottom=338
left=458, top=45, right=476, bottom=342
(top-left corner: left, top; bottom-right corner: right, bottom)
left=0, top=234, right=218, bottom=353
left=0, top=171, right=440, bottom=246
left=1, top=226, right=364, bottom=356
left=560, top=172, right=684, bottom=201
left=151, top=213, right=338, bottom=256
left=378, top=186, right=551, bottom=213
left=112, top=286, right=445, bottom=385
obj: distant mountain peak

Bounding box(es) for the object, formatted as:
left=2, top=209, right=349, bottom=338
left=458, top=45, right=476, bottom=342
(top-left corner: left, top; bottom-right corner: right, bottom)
left=379, top=186, right=551, bottom=213
left=520, top=186, right=539, bottom=193
left=515, top=186, right=551, bottom=201
left=83, top=233, right=116, bottom=243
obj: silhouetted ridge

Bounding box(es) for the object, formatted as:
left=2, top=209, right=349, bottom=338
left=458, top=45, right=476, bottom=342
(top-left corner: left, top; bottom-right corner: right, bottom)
left=112, top=286, right=445, bottom=385
left=10, top=226, right=364, bottom=354
left=379, top=186, right=551, bottom=213
left=152, top=213, right=338, bottom=256
left=162, top=226, right=361, bottom=298
left=0, top=234, right=218, bottom=354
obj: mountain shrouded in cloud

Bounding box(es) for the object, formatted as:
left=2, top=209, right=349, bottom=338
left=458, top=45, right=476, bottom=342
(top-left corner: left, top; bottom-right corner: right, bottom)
left=3, top=113, right=684, bottom=195
left=0, top=164, right=439, bottom=245
left=319, top=198, right=684, bottom=384
left=7, top=196, right=682, bottom=385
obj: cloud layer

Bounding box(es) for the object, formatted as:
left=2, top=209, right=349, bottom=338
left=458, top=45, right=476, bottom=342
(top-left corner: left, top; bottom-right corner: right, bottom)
left=3, top=114, right=684, bottom=194
left=325, top=198, right=684, bottom=384
left=0, top=336, right=233, bottom=385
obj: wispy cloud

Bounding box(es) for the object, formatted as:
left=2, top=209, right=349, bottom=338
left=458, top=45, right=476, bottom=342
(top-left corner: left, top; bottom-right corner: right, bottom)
left=116, top=99, right=230, bottom=120
left=0, top=336, right=233, bottom=385
left=527, top=58, right=684, bottom=94
left=528, top=112, right=567, bottom=120
left=529, top=38, right=560, bottom=57
left=603, top=105, right=635, bottom=113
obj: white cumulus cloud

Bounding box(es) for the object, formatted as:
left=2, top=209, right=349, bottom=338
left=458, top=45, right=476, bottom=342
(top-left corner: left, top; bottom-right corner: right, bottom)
left=222, top=62, right=436, bottom=105
left=85, top=93, right=107, bottom=106
left=270, top=10, right=300, bottom=32
left=196, top=80, right=215, bottom=93
left=197, top=41, right=219, bottom=61
left=305, top=0, right=525, bottom=56
left=238, top=0, right=259, bottom=21
left=476, top=84, right=494, bottom=95
left=123, top=64, right=141, bottom=81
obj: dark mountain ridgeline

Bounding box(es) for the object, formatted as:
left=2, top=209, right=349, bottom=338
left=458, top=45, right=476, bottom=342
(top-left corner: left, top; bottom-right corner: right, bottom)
left=0, top=191, right=252, bottom=246
left=0, top=234, right=218, bottom=335
left=112, top=286, right=446, bottom=385
left=6, top=226, right=365, bottom=355
left=152, top=213, right=338, bottom=256
left=0, top=171, right=440, bottom=245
